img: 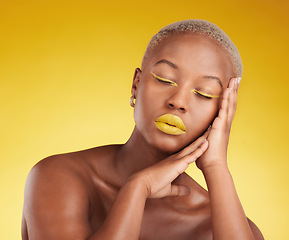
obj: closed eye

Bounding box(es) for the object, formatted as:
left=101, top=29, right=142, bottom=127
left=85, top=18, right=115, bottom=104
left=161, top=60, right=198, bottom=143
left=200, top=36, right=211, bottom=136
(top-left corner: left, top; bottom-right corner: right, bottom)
left=192, top=89, right=221, bottom=99
left=151, top=72, right=177, bottom=86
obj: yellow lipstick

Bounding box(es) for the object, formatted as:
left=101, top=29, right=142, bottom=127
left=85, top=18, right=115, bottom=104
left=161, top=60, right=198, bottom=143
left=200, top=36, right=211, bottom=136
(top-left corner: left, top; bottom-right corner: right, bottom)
left=155, top=114, right=186, bottom=135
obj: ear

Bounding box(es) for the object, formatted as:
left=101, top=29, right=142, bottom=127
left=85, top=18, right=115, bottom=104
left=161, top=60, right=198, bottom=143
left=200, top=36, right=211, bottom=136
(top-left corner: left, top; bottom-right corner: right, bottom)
left=131, top=68, right=142, bottom=98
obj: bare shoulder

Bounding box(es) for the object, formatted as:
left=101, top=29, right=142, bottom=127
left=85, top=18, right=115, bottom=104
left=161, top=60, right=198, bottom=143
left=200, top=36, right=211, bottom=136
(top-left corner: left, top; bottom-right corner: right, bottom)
left=22, top=145, right=120, bottom=240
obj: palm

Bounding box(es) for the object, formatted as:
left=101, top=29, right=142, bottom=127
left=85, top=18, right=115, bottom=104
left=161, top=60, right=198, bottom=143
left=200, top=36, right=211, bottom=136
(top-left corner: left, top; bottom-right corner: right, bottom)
left=196, top=79, right=238, bottom=171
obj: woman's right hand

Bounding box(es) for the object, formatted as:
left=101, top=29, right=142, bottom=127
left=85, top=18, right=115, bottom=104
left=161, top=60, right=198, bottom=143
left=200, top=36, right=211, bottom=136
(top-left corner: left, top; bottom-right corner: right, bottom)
left=129, top=131, right=209, bottom=199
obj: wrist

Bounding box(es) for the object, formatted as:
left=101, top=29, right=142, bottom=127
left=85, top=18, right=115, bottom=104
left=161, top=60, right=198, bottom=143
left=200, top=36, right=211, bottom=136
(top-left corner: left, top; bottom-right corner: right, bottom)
left=201, top=162, right=229, bottom=176
left=126, top=175, right=150, bottom=199
left=202, top=164, right=233, bottom=192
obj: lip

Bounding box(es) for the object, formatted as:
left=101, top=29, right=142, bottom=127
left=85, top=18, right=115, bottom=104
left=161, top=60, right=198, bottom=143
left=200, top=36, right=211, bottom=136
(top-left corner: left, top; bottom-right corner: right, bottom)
left=154, top=114, right=187, bottom=135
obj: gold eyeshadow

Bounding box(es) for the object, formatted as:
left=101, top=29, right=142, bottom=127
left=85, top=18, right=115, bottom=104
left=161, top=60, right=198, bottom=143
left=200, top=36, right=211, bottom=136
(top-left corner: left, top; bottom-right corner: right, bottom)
left=151, top=72, right=178, bottom=86
left=191, top=89, right=221, bottom=99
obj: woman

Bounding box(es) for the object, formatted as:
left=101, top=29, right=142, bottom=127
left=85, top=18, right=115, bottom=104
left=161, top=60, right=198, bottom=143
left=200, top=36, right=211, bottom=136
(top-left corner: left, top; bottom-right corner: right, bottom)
left=22, top=19, right=264, bottom=239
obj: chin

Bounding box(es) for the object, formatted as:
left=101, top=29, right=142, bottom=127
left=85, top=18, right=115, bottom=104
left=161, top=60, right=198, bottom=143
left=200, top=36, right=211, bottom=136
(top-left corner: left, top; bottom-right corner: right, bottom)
left=147, top=131, right=193, bottom=154
left=155, top=143, right=183, bottom=154
left=135, top=124, right=206, bottom=155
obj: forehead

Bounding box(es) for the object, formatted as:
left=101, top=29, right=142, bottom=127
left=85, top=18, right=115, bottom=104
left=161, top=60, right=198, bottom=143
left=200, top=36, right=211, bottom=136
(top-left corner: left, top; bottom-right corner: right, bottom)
left=147, top=33, right=235, bottom=86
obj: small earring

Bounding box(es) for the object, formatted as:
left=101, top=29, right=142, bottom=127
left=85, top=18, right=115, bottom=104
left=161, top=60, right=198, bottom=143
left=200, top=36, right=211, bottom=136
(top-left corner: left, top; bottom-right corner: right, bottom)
left=129, top=96, right=135, bottom=108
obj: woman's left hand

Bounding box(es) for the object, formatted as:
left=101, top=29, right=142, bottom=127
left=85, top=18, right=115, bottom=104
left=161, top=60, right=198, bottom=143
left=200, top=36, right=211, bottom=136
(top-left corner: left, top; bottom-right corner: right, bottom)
left=196, top=77, right=240, bottom=171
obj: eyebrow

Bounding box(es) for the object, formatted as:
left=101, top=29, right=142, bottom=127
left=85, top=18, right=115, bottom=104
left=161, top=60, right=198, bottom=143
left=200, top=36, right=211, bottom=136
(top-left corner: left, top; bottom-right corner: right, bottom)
left=202, top=75, right=223, bottom=89
left=154, top=59, right=178, bottom=69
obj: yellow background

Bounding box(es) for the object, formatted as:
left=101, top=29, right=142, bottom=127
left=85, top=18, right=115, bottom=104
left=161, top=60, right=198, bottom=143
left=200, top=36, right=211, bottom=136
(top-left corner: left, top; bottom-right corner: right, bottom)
left=1, top=0, right=288, bottom=239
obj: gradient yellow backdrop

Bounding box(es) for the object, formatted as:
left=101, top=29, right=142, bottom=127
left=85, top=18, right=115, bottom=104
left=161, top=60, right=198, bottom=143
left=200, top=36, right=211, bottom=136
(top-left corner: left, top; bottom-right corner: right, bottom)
left=1, top=0, right=288, bottom=239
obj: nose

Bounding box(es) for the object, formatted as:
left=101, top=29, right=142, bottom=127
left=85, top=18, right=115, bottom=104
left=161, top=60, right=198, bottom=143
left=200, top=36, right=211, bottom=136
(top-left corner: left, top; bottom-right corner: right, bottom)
left=166, top=88, right=189, bottom=113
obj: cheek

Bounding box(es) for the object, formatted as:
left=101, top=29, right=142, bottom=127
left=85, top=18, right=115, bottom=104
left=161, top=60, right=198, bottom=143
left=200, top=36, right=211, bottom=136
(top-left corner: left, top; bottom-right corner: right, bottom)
left=135, top=80, right=167, bottom=111
left=196, top=101, right=219, bottom=121
left=134, top=83, right=159, bottom=125
left=188, top=101, right=219, bottom=133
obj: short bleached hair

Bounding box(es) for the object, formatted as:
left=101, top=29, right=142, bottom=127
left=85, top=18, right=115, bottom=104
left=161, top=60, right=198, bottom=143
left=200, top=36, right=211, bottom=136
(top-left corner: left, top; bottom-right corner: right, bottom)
left=142, top=19, right=243, bottom=77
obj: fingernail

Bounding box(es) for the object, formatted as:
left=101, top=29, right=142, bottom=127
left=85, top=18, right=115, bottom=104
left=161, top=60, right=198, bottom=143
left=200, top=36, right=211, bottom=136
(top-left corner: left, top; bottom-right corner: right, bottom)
left=232, top=78, right=238, bottom=89
left=237, top=77, right=241, bottom=85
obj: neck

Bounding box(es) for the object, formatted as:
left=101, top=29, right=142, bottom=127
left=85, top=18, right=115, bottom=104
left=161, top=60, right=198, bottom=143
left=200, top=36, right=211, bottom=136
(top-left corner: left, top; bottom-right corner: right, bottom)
left=114, top=127, right=171, bottom=186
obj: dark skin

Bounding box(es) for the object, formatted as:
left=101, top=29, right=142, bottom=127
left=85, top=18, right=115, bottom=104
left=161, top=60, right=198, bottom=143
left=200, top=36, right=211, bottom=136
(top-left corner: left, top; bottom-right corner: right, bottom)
left=22, top=33, right=264, bottom=240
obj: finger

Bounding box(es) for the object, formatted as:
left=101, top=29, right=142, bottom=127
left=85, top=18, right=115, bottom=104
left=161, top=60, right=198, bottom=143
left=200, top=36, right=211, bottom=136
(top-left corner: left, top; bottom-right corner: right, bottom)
left=218, top=88, right=230, bottom=121
left=177, top=128, right=210, bottom=158
left=172, top=141, right=209, bottom=176
left=237, top=77, right=241, bottom=92
left=181, top=140, right=209, bottom=165
left=168, top=185, right=190, bottom=197
left=228, top=78, right=238, bottom=122
left=228, top=79, right=235, bottom=120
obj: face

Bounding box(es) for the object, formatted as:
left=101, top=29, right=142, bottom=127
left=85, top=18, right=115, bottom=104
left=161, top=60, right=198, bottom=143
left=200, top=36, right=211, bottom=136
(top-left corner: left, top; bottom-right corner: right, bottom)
left=132, top=33, right=235, bottom=154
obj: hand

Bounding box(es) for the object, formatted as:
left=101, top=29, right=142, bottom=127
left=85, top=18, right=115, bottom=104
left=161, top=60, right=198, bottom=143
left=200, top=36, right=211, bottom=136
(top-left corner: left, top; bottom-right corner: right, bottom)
left=129, top=131, right=210, bottom=199
left=196, top=77, right=240, bottom=171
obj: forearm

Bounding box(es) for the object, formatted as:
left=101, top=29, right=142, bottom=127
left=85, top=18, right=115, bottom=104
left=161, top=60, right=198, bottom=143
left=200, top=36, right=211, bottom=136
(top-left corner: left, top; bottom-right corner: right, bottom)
left=203, top=164, right=255, bottom=240
left=89, top=179, right=148, bottom=240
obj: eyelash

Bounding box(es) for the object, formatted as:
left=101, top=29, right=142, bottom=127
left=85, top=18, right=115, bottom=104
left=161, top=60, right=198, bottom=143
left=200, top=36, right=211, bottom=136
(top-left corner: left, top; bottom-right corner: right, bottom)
left=150, top=72, right=221, bottom=99
left=151, top=72, right=177, bottom=86
left=191, top=89, right=221, bottom=99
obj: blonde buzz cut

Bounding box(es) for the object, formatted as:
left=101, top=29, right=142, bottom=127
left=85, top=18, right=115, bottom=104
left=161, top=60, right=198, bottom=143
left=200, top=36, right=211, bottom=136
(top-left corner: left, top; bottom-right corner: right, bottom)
left=142, top=19, right=243, bottom=78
